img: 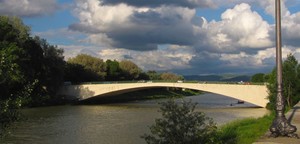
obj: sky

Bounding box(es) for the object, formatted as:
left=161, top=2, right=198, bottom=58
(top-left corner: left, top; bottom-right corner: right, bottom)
left=1, top=0, right=300, bottom=75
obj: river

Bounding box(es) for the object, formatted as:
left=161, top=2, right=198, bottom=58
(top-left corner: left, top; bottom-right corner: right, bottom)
left=1, top=93, right=269, bottom=144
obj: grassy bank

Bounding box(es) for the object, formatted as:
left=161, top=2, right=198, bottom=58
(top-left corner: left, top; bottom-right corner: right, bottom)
left=80, top=88, right=201, bottom=104
left=218, top=114, right=274, bottom=144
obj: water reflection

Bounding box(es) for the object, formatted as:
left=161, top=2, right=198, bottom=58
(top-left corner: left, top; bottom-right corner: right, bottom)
left=1, top=93, right=268, bottom=144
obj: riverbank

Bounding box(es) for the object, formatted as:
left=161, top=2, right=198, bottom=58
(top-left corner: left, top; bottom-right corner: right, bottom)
left=220, top=102, right=300, bottom=144
left=218, top=114, right=273, bottom=144
left=254, top=102, right=300, bottom=144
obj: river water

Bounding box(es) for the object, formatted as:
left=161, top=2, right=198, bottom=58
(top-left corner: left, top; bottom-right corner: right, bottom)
left=1, top=93, right=269, bottom=144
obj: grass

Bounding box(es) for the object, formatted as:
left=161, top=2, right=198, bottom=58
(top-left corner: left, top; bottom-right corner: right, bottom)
left=218, top=114, right=274, bottom=144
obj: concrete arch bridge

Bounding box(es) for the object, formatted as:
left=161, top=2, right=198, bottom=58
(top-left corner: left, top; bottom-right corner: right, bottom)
left=58, top=82, right=269, bottom=107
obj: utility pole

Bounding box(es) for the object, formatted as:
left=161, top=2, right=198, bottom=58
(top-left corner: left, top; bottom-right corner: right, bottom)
left=269, top=0, right=298, bottom=137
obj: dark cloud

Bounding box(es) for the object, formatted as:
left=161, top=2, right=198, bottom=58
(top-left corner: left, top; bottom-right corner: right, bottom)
left=100, top=0, right=215, bottom=9
left=0, top=0, right=60, bottom=17
left=106, top=21, right=198, bottom=51
left=173, top=54, right=273, bottom=75
left=70, top=7, right=205, bottom=51
left=69, top=23, right=102, bottom=34
left=123, top=55, right=133, bottom=59
left=268, top=24, right=300, bottom=47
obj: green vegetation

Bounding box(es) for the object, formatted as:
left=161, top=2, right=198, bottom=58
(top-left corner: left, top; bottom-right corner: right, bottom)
left=218, top=114, right=273, bottom=144
left=251, top=73, right=266, bottom=83
left=143, top=99, right=274, bottom=144
left=106, top=59, right=122, bottom=81
left=265, top=54, right=300, bottom=110
left=142, top=99, right=219, bottom=144
left=67, top=54, right=107, bottom=81
left=119, top=60, right=142, bottom=80
left=64, top=54, right=184, bottom=83
left=0, top=15, right=65, bottom=135
left=250, top=54, right=300, bottom=110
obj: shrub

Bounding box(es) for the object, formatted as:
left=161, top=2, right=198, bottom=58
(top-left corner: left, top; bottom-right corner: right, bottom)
left=141, top=99, right=220, bottom=144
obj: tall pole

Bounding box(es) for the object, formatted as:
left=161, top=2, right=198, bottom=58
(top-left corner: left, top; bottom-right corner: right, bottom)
left=269, top=0, right=297, bottom=137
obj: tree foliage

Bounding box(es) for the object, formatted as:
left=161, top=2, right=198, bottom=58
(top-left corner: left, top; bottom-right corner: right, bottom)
left=267, top=54, right=300, bottom=110
left=160, top=72, right=183, bottom=81
left=64, top=54, right=185, bottom=82
left=106, top=59, right=121, bottom=81
left=64, top=62, right=100, bottom=83
left=34, top=37, right=65, bottom=96
left=1, top=15, right=65, bottom=132
left=147, top=70, right=161, bottom=80
left=67, top=54, right=107, bottom=81
left=251, top=73, right=265, bottom=83
left=142, top=99, right=219, bottom=144
left=119, top=60, right=142, bottom=80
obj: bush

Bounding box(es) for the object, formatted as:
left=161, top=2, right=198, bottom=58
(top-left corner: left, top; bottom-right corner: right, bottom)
left=141, top=99, right=220, bottom=144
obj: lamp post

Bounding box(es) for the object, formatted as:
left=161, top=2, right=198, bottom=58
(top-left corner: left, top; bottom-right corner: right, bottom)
left=269, top=0, right=297, bottom=137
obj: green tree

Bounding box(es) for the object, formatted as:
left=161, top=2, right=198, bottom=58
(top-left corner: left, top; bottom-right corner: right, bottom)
left=34, top=37, right=65, bottom=97
left=142, top=99, right=219, bottom=144
left=1, top=15, right=66, bottom=121
left=0, top=16, right=30, bottom=44
left=106, top=59, right=121, bottom=81
left=137, top=72, right=150, bottom=80
left=160, top=72, right=183, bottom=81
left=147, top=70, right=161, bottom=80
left=119, top=60, right=141, bottom=80
left=251, top=73, right=265, bottom=83
left=0, top=16, right=41, bottom=132
left=64, top=63, right=91, bottom=83
left=267, top=54, right=300, bottom=110
left=0, top=15, right=34, bottom=102
left=68, top=54, right=107, bottom=81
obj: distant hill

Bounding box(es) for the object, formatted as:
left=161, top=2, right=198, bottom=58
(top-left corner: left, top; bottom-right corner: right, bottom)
left=184, top=74, right=251, bottom=82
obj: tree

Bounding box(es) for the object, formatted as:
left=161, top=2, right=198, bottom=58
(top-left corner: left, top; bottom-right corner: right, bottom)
left=147, top=70, right=160, bottom=80
left=106, top=59, right=121, bottom=81
left=0, top=15, right=69, bottom=135
left=251, top=73, right=265, bottom=83
left=34, top=37, right=65, bottom=96
left=267, top=54, right=300, bottom=110
left=64, top=63, right=90, bottom=83
left=0, top=16, right=41, bottom=131
left=142, top=99, right=219, bottom=144
left=160, top=72, right=183, bottom=81
left=0, top=15, right=35, bottom=102
left=0, top=16, right=30, bottom=44
left=68, top=54, right=107, bottom=81
left=282, top=54, right=300, bottom=108
left=119, top=60, right=142, bottom=80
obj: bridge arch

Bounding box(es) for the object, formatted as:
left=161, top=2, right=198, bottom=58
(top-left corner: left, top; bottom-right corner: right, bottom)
left=59, top=83, right=269, bottom=107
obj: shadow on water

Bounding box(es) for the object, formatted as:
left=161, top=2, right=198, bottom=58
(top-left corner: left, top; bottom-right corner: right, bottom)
left=77, top=88, right=191, bottom=105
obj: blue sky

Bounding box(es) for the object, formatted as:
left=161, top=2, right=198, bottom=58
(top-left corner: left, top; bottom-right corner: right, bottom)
left=1, top=0, right=300, bottom=75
